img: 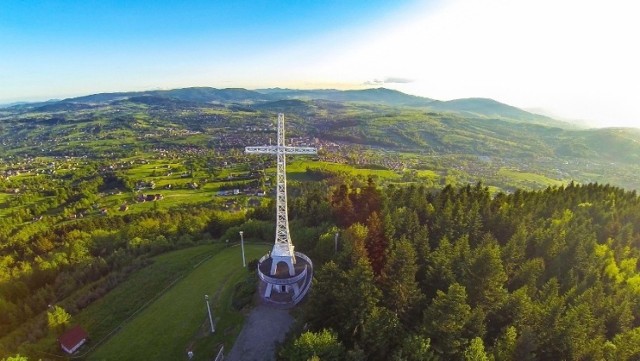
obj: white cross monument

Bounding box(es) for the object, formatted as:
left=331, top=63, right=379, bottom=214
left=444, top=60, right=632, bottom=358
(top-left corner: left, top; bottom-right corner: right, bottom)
left=246, top=113, right=316, bottom=303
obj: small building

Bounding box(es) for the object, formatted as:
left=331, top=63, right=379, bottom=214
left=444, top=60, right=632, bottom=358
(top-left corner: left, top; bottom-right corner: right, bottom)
left=59, top=325, right=88, bottom=354
left=248, top=198, right=261, bottom=207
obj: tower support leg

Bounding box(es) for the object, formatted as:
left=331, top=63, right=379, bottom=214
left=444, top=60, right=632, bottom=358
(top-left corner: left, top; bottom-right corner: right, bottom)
left=270, top=254, right=296, bottom=276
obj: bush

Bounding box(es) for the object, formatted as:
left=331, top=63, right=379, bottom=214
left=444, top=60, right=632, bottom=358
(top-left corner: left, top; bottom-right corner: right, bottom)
left=231, top=275, right=257, bottom=310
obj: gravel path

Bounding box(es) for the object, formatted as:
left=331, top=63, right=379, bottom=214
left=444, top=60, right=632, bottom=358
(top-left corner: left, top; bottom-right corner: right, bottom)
left=226, top=305, right=294, bottom=361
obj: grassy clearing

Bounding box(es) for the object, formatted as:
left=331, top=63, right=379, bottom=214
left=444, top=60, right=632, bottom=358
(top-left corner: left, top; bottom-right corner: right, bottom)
left=100, top=189, right=219, bottom=215
left=68, top=246, right=225, bottom=352
left=415, top=169, right=439, bottom=180
left=88, top=243, right=268, bottom=361
left=498, top=168, right=565, bottom=188
left=24, top=245, right=227, bottom=357
left=286, top=160, right=401, bottom=181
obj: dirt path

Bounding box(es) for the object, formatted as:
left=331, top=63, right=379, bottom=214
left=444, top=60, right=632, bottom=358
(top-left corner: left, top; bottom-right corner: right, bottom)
left=226, top=305, right=294, bottom=361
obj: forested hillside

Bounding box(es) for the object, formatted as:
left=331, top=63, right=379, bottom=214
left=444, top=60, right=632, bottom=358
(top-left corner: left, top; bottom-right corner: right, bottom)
left=277, top=179, right=640, bottom=361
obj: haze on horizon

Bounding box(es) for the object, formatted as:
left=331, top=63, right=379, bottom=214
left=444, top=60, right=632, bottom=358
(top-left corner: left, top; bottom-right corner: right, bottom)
left=1, top=0, right=638, bottom=128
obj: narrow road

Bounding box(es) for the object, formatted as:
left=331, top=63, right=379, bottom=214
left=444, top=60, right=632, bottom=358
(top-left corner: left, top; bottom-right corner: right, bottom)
left=226, top=305, right=294, bottom=361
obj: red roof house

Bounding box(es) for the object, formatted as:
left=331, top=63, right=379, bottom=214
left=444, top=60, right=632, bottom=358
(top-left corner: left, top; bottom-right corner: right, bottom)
left=59, top=325, right=88, bottom=354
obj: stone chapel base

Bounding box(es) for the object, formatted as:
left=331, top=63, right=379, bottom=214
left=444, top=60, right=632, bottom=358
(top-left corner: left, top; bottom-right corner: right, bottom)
left=257, top=252, right=313, bottom=308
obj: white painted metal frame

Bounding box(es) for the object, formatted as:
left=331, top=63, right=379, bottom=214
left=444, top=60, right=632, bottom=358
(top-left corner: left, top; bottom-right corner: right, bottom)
left=246, top=113, right=317, bottom=276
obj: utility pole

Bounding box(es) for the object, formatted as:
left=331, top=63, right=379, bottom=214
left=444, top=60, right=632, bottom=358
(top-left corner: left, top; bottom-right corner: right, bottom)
left=334, top=232, right=339, bottom=253
left=239, top=231, right=246, bottom=267
left=204, top=294, right=214, bottom=333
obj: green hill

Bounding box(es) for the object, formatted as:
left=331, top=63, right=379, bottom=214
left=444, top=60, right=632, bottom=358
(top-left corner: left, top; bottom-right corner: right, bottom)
left=427, top=97, right=577, bottom=128
left=257, top=87, right=434, bottom=106
left=2, top=86, right=639, bottom=190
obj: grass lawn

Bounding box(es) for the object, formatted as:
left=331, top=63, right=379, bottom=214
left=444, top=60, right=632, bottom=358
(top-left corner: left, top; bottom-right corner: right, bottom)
left=87, top=243, right=268, bottom=361
left=286, top=159, right=401, bottom=181
left=0, top=193, right=15, bottom=217
left=497, top=168, right=565, bottom=188
left=415, top=169, right=439, bottom=180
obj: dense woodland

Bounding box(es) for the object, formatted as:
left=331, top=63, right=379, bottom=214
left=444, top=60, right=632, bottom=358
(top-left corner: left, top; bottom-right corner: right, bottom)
left=2, top=167, right=640, bottom=359
left=278, top=178, right=640, bottom=361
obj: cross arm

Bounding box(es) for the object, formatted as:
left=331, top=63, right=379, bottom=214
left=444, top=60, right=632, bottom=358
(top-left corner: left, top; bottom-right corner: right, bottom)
left=284, top=146, right=317, bottom=154
left=245, top=146, right=317, bottom=154
left=245, top=146, right=277, bottom=154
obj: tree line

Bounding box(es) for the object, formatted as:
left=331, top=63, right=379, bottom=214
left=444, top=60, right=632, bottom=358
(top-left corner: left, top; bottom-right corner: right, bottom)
left=279, top=179, right=640, bottom=361
left=3, top=172, right=640, bottom=360
left=0, top=203, right=244, bottom=357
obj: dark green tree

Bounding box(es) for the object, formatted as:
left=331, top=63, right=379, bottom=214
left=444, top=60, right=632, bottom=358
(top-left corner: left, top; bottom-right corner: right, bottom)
left=47, top=305, right=71, bottom=334
left=381, top=238, right=424, bottom=325
left=391, top=334, right=438, bottom=361
left=464, top=337, right=489, bottom=361
left=423, top=283, right=472, bottom=360
left=280, top=329, right=346, bottom=361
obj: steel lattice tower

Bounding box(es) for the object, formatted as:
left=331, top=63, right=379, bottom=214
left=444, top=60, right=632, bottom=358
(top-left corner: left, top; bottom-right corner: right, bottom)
left=246, top=113, right=316, bottom=278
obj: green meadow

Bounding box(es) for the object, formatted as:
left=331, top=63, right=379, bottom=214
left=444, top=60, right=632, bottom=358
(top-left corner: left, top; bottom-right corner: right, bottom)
left=286, top=159, right=401, bottom=181
left=87, top=243, right=268, bottom=361
left=497, top=167, right=566, bottom=188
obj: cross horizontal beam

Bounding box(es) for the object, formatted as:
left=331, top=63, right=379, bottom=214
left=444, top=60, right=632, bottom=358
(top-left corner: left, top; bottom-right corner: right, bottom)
left=245, top=146, right=317, bottom=155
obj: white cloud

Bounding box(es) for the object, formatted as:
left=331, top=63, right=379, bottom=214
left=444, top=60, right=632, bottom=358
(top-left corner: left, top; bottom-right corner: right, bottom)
left=303, top=0, right=640, bottom=128
left=363, top=77, right=414, bottom=85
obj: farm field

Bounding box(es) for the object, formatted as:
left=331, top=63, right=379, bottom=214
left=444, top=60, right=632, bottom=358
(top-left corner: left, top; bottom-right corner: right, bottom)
left=497, top=167, right=566, bottom=188
left=87, top=243, right=268, bottom=361
left=286, top=159, right=401, bottom=181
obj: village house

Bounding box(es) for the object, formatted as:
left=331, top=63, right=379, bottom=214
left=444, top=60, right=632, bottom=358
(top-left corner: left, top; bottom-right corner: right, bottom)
left=58, top=325, right=88, bottom=354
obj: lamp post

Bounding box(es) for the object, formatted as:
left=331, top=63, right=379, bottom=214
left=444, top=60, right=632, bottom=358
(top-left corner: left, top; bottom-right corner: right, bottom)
left=239, top=231, right=246, bottom=267
left=204, top=294, right=214, bottom=333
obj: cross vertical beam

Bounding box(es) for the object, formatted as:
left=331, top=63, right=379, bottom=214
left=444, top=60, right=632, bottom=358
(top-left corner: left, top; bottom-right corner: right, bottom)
left=245, top=114, right=316, bottom=277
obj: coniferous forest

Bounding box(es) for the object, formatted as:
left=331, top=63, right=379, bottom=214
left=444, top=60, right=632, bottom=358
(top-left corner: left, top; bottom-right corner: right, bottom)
left=278, top=179, right=640, bottom=361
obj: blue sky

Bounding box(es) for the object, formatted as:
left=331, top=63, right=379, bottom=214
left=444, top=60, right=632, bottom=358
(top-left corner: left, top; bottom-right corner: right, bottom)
left=0, top=0, right=414, bottom=99
left=1, top=0, right=639, bottom=128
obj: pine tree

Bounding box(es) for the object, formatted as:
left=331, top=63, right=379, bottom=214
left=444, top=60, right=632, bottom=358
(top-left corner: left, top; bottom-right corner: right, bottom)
left=339, top=223, right=369, bottom=268
left=492, top=326, right=517, bottom=361
left=421, top=236, right=456, bottom=299
left=381, top=238, right=424, bottom=326
left=612, top=327, right=640, bottom=361
left=465, top=236, right=507, bottom=311
left=361, top=307, right=402, bottom=361
left=464, top=337, right=489, bottom=361
left=365, top=212, right=388, bottom=276
left=423, top=283, right=472, bottom=360
left=280, top=329, right=346, bottom=361
left=391, top=334, right=438, bottom=361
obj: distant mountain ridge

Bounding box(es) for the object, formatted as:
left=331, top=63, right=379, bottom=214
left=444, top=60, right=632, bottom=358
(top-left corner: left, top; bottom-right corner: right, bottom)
left=427, top=98, right=578, bottom=128
left=5, top=86, right=573, bottom=128
left=62, top=87, right=271, bottom=104
left=257, top=87, right=434, bottom=106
